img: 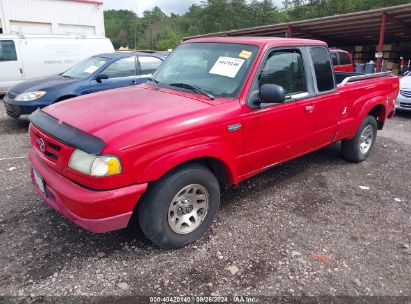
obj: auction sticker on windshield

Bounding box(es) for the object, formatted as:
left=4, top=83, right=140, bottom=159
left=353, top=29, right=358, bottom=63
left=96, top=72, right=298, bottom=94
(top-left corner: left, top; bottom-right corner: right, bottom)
left=209, top=56, right=245, bottom=78
left=239, top=50, right=252, bottom=59
left=84, top=65, right=99, bottom=74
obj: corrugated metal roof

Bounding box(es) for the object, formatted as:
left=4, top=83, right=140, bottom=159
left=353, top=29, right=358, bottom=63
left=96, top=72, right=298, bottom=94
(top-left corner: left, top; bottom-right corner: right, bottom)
left=183, top=4, right=411, bottom=46
left=68, top=0, right=103, bottom=4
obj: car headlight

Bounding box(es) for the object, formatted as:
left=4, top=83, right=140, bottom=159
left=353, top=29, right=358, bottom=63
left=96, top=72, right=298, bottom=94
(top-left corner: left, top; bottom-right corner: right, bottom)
left=15, top=91, right=46, bottom=101
left=68, top=149, right=122, bottom=177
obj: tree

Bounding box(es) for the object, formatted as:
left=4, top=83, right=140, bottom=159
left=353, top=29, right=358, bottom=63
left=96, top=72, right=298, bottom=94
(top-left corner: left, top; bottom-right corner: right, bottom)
left=104, top=10, right=138, bottom=49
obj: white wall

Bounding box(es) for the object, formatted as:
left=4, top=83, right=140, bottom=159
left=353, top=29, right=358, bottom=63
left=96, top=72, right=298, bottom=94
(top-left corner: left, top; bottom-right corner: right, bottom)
left=0, top=0, right=105, bottom=36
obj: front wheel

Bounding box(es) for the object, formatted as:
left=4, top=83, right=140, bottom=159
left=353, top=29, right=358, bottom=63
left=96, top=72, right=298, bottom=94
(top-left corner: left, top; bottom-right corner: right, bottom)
left=137, top=163, right=220, bottom=249
left=341, top=115, right=378, bottom=163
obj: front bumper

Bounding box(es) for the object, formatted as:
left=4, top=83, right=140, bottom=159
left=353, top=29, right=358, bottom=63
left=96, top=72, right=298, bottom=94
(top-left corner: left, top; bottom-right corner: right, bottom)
left=29, top=149, right=148, bottom=233
left=3, top=95, right=52, bottom=118
left=396, top=95, right=411, bottom=111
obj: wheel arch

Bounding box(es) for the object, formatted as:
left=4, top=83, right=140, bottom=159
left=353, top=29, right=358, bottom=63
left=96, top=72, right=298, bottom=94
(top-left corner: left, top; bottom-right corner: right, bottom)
left=139, top=144, right=238, bottom=190
left=172, top=157, right=233, bottom=191
left=367, top=104, right=386, bottom=130
left=350, top=98, right=387, bottom=138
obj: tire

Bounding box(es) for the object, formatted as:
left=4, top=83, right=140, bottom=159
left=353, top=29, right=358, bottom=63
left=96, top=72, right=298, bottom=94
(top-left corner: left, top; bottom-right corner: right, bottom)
left=137, top=163, right=220, bottom=249
left=341, top=115, right=378, bottom=163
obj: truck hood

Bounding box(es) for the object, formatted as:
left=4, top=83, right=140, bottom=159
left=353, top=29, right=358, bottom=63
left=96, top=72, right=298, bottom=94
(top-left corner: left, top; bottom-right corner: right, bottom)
left=43, top=85, right=214, bottom=146
left=9, top=75, right=79, bottom=94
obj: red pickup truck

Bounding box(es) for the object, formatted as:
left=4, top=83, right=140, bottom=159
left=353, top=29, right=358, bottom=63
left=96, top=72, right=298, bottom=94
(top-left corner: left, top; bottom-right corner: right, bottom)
left=330, top=48, right=354, bottom=72
left=28, top=37, right=398, bottom=249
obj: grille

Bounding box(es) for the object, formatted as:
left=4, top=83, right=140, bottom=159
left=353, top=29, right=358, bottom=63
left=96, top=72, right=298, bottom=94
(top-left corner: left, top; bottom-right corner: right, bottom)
left=400, top=102, right=411, bottom=109
left=33, top=133, right=61, bottom=161
left=400, top=90, right=411, bottom=98
left=7, top=91, right=18, bottom=99
left=4, top=103, right=20, bottom=117
left=30, top=124, right=74, bottom=171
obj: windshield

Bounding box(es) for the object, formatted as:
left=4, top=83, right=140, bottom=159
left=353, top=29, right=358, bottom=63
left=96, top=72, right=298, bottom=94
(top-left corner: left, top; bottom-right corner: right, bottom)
left=61, top=57, right=108, bottom=79
left=153, top=42, right=259, bottom=98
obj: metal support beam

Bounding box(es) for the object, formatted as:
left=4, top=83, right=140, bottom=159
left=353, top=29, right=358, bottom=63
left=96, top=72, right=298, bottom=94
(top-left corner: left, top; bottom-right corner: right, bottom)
left=287, top=25, right=293, bottom=38
left=376, top=13, right=387, bottom=73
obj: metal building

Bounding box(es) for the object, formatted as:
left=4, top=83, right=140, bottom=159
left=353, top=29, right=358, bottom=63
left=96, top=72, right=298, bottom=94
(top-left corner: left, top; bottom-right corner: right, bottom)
left=0, top=0, right=105, bottom=36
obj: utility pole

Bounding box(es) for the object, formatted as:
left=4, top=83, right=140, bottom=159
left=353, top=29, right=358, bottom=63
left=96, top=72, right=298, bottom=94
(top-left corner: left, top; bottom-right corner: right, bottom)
left=150, top=19, right=153, bottom=50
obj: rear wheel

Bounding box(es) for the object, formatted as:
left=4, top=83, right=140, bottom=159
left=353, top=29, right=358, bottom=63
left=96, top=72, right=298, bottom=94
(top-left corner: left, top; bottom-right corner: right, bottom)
left=137, top=163, right=220, bottom=249
left=341, top=115, right=378, bottom=163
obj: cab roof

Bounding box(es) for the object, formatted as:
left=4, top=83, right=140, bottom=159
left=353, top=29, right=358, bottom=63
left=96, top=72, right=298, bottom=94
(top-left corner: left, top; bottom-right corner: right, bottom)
left=329, top=48, right=350, bottom=54
left=183, top=36, right=328, bottom=48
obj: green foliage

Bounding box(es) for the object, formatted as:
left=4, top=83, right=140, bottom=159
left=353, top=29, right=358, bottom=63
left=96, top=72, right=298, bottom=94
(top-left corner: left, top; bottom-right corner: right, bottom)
left=104, top=9, right=140, bottom=49
left=104, top=0, right=410, bottom=50
left=156, top=31, right=179, bottom=50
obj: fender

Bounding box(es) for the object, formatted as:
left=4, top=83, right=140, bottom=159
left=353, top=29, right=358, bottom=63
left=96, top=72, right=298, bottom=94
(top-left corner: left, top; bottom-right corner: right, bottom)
left=348, top=96, right=386, bottom=139
left=139, top=142, right=238, bottom=184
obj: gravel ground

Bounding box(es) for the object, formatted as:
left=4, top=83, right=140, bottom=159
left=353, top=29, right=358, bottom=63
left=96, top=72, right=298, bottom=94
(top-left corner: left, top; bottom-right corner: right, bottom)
left=0, top=102, right=410, bottom=300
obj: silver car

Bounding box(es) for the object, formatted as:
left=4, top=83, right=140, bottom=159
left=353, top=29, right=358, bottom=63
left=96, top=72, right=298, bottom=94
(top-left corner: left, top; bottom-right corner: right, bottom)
left=396, top=75, right=411, bottom=112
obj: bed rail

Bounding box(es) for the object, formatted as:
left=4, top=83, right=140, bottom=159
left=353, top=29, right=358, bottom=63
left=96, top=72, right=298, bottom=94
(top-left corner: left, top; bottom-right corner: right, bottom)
left=339, top=72, right=393, bottom=86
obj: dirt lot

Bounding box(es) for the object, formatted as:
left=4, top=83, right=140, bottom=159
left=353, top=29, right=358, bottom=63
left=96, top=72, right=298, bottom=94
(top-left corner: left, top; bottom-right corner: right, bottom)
left=0, top=102, right=410, bottom=301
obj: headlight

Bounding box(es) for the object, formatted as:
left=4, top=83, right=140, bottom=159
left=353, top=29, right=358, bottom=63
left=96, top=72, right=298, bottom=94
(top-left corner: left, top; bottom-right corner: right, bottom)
left=15, top=91, right=46, bottom=101
left=68, top=149, right=122, bottom=177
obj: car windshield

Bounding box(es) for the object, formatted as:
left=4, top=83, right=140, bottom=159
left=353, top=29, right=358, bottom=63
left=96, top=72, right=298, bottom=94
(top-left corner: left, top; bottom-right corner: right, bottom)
left=153, top=42, right=259, bottom=98
left=61, top=57, right=108, bottom=79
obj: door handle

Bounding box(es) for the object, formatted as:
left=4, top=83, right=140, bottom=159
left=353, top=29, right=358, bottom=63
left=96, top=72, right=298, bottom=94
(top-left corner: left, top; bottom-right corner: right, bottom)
left=305, top=105, right=315, bottom=113
left=19, top=68, right=23, bottom=76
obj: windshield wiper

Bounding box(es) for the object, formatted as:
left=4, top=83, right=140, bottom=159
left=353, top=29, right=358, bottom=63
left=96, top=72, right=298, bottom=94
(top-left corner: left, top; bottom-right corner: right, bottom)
left=61, top=74, right=74, bottom=79
left=148, top=78, right=160, bottom=89
left=169, top=83, right=215, bottom=100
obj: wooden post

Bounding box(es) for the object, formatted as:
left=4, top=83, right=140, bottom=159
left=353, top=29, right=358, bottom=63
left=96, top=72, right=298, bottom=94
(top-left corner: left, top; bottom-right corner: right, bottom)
left=376, top=13, right=387, bottom=73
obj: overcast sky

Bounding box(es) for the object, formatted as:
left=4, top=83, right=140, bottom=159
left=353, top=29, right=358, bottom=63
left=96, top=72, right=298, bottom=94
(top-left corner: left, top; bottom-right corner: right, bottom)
left=103, top=0, right=282, bottom=16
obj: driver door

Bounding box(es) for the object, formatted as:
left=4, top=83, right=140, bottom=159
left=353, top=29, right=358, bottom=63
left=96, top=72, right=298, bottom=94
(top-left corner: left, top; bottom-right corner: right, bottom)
left=240, top=47, right=319, bottom=177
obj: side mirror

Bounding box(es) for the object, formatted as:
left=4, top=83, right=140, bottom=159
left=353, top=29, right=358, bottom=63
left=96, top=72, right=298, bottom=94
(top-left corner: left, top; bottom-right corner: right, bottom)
left=259, top=84, right=286, bottom=105
left=95, top=74, right=108, bottom=83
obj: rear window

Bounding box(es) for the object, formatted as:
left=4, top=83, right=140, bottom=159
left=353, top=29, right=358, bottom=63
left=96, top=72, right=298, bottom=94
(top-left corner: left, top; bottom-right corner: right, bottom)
left=330, top=52, right=338, bottom=65
left=0, top=40, right=17, bottom=61
left=310, top=47, right=335, bottom=92
left=139, top=56, right=162, bottom=75
left=339, top=52, right=351, bottom=65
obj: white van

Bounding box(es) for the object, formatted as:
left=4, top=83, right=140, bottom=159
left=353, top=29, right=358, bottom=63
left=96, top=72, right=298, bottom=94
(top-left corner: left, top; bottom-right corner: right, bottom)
left=0, top=35, right=114, bottom=93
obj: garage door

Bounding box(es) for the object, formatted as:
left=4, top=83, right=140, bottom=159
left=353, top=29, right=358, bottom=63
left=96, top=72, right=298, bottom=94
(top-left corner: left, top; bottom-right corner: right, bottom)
left=58, top=24, right=96, bottom=36
left=9, top=20, right=52, bottom=34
